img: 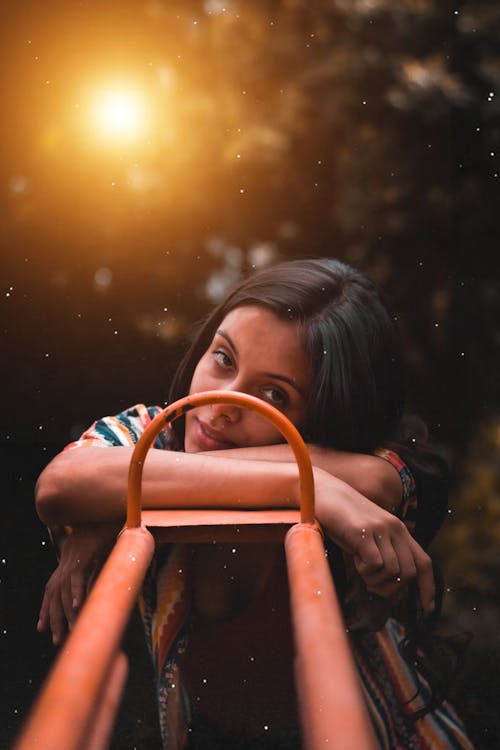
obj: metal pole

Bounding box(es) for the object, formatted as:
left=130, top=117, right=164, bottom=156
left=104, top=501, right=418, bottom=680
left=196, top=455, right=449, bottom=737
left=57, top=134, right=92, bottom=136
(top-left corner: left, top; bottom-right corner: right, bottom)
left=14, top=527, right=154, bottom=750
left=285, top=523, right=378, bottom=750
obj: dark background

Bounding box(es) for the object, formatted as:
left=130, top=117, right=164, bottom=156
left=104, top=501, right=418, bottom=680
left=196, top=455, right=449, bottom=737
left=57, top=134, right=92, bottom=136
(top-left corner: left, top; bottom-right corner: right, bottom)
left=1, top=1, right=499, bottom=748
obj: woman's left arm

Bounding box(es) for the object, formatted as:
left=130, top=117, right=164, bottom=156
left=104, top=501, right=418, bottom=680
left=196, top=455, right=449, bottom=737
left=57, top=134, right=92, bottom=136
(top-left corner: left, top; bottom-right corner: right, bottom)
left=312, top=468, right=435, bottom=613
left=198, top=444, right=403, bottom=514
left=197, top=445, right=432, bottom=608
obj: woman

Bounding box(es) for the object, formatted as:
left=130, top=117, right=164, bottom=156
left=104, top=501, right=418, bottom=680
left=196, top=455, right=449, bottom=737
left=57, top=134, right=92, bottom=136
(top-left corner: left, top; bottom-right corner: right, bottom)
left=35, top=258, right=473, bottom=749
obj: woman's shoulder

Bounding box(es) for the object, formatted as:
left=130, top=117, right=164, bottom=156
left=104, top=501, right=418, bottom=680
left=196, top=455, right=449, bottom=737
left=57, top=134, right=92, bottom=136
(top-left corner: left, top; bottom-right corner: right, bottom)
left=64, top=403, right=175, bottom=451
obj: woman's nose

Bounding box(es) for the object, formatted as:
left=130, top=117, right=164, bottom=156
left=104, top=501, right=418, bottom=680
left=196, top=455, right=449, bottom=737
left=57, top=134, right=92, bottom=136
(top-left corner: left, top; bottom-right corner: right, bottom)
left=208, top=401, right=242, bottom=426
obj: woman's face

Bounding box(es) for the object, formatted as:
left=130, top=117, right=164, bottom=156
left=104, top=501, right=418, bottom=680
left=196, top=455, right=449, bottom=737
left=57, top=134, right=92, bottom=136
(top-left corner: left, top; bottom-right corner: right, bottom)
left=184, top=305, right=312, bottom=453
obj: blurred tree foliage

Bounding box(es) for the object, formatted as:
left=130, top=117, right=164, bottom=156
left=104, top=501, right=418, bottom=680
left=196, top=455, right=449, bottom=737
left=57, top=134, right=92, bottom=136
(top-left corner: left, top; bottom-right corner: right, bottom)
left=439, top=418, right=500, bottom=597
left=2, top=0, right=499, bottom=451
left=434, top=417, right=500, bottom=749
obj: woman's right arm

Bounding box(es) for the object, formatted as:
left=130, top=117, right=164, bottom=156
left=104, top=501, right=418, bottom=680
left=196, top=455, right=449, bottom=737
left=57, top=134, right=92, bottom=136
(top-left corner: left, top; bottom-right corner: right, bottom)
left=34, top=445, right=303, bottom=526
left=37, top=522, right=121, bottom=645
left=35, top=445, right=303, bottom=642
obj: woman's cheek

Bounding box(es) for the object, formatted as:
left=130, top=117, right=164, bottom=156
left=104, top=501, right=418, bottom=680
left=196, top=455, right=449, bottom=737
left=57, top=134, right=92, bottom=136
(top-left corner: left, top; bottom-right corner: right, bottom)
left=249, top=414, right=284, bottom=446
left=189, top=361, right=222, bottom=395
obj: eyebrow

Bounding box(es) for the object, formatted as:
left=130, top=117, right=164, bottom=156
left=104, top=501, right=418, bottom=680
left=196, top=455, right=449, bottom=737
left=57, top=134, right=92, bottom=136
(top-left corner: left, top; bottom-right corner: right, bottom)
left=216, top=328, right=307, bottom=398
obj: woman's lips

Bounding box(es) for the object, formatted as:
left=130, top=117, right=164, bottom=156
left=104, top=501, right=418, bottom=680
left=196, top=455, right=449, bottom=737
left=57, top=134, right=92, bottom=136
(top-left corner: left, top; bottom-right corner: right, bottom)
left=195, top=418, right=237, bottom=451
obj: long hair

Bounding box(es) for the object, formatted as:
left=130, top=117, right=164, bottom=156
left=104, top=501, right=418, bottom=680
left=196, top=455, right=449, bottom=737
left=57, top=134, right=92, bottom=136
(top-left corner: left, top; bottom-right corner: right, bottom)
left=169, top=258, right=405, bottom=454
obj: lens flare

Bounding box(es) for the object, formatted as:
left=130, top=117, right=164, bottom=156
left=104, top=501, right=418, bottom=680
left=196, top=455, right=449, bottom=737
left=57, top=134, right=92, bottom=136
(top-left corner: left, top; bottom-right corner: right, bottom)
left=89, top=86, right=151, bottom=145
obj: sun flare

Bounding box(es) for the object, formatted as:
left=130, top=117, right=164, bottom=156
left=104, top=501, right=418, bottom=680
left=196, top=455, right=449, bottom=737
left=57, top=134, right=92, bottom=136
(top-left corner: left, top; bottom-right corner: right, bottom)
left=88, top=85, right=151, bottom=145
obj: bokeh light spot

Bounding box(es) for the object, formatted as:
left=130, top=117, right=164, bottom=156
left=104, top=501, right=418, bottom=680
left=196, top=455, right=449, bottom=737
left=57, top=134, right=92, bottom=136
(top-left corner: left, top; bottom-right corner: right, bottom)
left=93, top=267, right=113, bottom=291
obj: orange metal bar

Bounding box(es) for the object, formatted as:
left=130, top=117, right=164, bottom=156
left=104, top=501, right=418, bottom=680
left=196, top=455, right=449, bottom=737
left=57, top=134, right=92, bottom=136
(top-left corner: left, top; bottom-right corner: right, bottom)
left=285, top=523, right=377, bottom=750
left=14, top=527, right=154, bottom=750
left=84, top=652, right=128, bottom=750
left=126, top=390, right=315, bottom=528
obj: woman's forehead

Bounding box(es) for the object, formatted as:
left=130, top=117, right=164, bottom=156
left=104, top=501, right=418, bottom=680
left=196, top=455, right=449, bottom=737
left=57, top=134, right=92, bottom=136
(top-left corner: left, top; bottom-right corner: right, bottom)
left=217, top=305, right=304, bottom=342
left=213, top=305, right=311, bottom=383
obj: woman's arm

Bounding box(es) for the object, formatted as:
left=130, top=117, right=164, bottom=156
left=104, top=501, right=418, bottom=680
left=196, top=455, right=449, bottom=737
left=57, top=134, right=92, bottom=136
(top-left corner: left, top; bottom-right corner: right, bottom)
left=196, top=444, right=403, bottom=513
left=35, top=441, right=401, bottom=526
left=35, top=445, right=433, bottom=642
left=35, top=446, right=302, bottom=526
left=37, top=522, right=121, bottom=645
left=313, top=467, right=434, bottom=613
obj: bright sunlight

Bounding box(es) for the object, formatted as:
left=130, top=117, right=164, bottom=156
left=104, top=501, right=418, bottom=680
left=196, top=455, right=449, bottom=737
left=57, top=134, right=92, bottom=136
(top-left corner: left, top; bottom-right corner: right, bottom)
left=88, top=85, right=152, bottom=146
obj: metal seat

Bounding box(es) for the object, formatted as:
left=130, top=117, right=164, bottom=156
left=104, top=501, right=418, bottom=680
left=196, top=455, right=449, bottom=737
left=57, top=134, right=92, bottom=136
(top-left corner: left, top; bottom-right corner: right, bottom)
left=142, top=507, right=300, bottom=542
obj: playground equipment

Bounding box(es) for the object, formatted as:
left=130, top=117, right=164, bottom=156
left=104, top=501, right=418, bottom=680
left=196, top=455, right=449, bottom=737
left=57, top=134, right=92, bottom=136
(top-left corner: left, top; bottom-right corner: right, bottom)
left=14, top=391, right=377, bottom=750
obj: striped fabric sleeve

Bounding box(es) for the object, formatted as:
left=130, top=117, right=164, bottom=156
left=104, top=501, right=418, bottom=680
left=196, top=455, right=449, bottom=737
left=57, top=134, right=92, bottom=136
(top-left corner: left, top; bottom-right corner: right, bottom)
left=63, top=403, right=174, bottom=451
left=374, top=448, right=417, bottom=534
left=48, top=405, right=174, bottom=555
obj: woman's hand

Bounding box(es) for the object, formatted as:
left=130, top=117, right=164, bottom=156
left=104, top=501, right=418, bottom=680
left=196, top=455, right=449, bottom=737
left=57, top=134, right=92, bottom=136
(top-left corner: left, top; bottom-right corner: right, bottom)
left=37, top=522, right=121, bottom=645
left=314, top=469, right=435, bottom=613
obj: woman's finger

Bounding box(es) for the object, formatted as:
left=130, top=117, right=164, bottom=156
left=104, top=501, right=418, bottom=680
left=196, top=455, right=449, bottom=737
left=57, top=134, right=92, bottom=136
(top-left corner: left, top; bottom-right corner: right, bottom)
left=37, top=585, right=51, bottom=633
left=60, top=573, right=75, bottom=627
left=354, top=524, right=403, bottom=580
left=353, top=533, right=384, bottom=575
left=410, top=538, right=435, bottom=613
left=70, top=569, right=87, bottom=614
left=375, top=533, right=403, bottom=580
left=48, top=583, right=67, bottom=646
left=356, top=529, right=417, bottom=596
left=361, top=536, right=435, bottom=613
left=367, top=530, right=417, bottom=589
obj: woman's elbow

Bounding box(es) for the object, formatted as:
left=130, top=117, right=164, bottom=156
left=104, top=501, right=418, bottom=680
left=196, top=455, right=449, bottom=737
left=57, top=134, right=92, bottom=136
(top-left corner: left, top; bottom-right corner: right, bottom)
left=35, top=463, right=70, bottom=525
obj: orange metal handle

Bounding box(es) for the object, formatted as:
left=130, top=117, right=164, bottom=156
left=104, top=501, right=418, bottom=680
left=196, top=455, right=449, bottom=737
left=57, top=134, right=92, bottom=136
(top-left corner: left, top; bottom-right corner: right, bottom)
left=126, top=390, right=315, bottom=528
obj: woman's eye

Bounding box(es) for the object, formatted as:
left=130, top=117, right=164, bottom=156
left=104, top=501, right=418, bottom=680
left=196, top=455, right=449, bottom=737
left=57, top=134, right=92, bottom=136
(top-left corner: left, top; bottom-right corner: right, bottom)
left=213, top=349, right=233, bottom=369
left=261, top=386, right=288, bottom=407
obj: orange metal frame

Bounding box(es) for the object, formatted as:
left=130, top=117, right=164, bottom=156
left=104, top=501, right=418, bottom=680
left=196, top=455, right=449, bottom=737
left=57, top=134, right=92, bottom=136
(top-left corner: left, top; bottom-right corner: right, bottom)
left=14, top=391, right=377, bottom=750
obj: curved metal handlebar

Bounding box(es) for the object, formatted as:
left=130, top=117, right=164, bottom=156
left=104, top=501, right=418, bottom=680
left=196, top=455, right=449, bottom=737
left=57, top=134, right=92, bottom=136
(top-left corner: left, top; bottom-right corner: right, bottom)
left=126, top=390, right=315, bottom=528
